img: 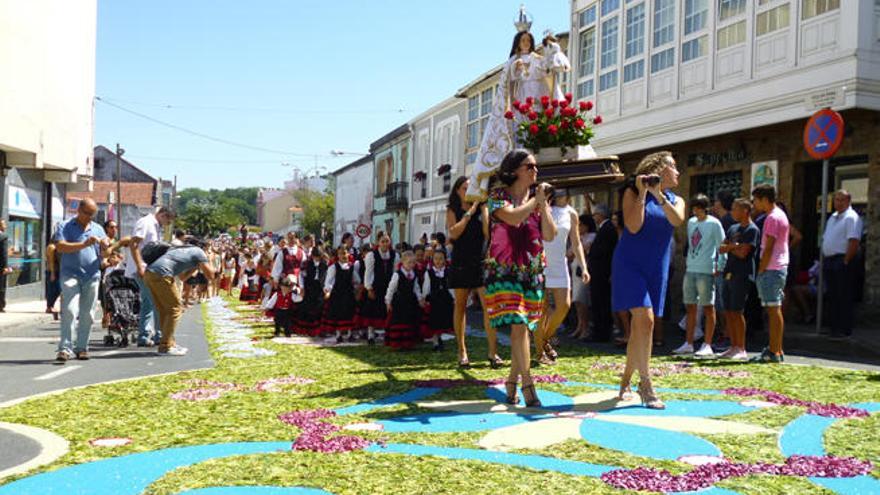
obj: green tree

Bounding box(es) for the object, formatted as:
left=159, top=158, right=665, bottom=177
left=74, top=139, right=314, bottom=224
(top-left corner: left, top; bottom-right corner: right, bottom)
left=293, top=189, right=335, bottom=241
left=179, top=200, right=225, bottom=237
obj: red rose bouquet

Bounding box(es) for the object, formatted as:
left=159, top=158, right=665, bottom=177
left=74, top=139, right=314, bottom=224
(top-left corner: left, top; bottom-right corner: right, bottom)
left=507, top=93, right=601, bottom=155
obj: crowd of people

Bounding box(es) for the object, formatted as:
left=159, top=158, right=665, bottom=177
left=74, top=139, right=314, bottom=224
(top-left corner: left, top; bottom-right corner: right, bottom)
left=42, top=149, right=865, bottom=411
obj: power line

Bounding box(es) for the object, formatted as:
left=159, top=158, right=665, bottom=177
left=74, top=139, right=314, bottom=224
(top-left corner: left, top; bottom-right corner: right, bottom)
left=98, top=95, right=407, bottom=115
left=96, top=97, right=331, bottom=157
left=124, top=154, right=347, bottom=165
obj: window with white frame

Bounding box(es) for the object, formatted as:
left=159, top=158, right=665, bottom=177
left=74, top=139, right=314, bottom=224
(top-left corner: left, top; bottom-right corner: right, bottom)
left=682, top=35, right=708, bottom=62
left=466, top=87, right=494, bottom=164
left=601, top=16, right=619, bottom=69
left=757, top=4, right=790, bottom=35
left=579, top=27, right=597, bottom=78
left=653, top=0, right=675, bottom=47
left=601, top=0, right=620, bottom=17
left=651, top=47, right=675, bottom=73
left=579, top=5, right=597, bottom=28
left=717, top=20, right=746, bottom=49
left=719, top=0, right=747, bottom=21
left=684, top=0, right=709, bottom=35
left=802, top=0, right=838, bottom=20
left=599, top=70, right=618, bottom=91
left=421, top=215, right=431, bottom=225
left=623, top=60, right=644, bottom=82
left=577, top=80, right=595, bottom=99
left=625, top=3, right=645, bottom=59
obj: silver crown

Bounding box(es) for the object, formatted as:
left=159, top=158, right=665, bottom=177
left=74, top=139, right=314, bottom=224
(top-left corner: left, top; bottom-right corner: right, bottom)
left=514, top=4, right=532, bottom=33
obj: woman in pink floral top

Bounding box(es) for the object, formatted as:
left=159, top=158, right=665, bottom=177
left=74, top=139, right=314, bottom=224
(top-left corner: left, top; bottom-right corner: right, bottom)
left=485, top=149, right=557, bottom=408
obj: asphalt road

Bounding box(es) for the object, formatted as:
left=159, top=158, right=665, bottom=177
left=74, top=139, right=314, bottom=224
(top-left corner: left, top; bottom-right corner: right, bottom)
left=0, top=305, right=213, bottom=474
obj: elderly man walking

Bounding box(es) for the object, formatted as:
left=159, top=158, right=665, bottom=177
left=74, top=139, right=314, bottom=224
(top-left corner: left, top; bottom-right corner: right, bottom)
left=54, top=199, right=106, bottom=361
left=128, top=206, right=175, bottom=346
left=822, top=189, right=861, bottom=338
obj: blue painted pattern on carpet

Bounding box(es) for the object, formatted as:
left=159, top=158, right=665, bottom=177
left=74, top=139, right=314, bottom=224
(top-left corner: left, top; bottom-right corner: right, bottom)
left=0, top=442, right=291, bottom=495
left=579, top=418, right=721, bottom=460
left=334, top=387, right=441, bottom=416
left=365, top=442, right=617, bottom=478
left=485, top=386, right=575, bottom=410
left=598, top=400, right=754, bottom=418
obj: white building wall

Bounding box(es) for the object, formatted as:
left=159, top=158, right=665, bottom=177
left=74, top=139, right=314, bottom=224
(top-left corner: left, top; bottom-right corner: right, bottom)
left=333, top=160, right=374, bottom=245
left=0, top=0, right=97, bottom=182
left=569, top=0, right=880, bottom=154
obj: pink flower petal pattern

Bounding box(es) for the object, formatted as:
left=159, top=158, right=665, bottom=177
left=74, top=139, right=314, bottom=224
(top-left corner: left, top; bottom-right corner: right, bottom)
left=723, top=388, right=870, bottom=418
left=601, top=456, right=873, bottom=493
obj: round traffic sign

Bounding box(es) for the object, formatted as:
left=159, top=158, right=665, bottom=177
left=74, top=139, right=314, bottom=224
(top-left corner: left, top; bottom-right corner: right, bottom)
left=803, top=109, right=844, bottom=160
left=355, top=223, right=372, bottom=239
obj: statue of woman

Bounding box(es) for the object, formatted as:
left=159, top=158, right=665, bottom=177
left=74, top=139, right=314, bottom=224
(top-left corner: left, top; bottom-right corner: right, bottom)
left=466, top=30, right=570, bottom=201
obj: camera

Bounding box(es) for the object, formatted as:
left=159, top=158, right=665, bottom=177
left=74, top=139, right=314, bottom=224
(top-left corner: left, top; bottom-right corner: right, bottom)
left=641, top=175, right=661, bottom=187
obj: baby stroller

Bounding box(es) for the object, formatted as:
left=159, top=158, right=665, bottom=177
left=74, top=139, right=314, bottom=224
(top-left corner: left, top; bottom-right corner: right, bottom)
left=103, top=269, right=140, bottom=347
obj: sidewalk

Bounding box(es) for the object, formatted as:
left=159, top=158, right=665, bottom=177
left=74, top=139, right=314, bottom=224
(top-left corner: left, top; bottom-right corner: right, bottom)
left=783, top=322, right=880, bottom=364
left=0, top=300, right=55, bottom=334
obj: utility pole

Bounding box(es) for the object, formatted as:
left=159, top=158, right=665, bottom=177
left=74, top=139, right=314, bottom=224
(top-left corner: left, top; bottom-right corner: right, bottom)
left=115, top=143, right=125, bottom=233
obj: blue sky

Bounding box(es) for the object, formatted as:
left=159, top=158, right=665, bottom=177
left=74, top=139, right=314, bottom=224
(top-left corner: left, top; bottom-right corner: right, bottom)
left=95, top=1, right=569, bottom=190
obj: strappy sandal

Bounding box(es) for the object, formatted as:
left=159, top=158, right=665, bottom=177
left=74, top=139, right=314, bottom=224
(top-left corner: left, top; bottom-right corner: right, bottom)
left=618, top=376, right=633, bottom=400
left=637, top=378, right=665, bottom=410
left=543, top=341, right=558, bottom=361
left=488, top=355, right=504, bottom=369
left=521, top=383, right=542, bottom=408
left=505, top=381, right=519, bottom=405
left=458, top=357, right=471, bottom=369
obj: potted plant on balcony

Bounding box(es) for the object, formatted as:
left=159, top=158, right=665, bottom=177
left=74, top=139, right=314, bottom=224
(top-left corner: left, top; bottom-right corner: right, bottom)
left=506, top=93, right=602, bottom=163
left=413, top=171, right=427, bottom=182
left=436, top=164, right=451, bottom=176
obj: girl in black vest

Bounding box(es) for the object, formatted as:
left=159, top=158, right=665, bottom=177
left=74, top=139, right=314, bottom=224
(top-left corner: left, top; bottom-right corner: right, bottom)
left=420, top=248, right=454, bottom=351
left=295, top=247, right=328, bottom=337
left=323, top=245, right=360, bottom=343
left=384, top=251, right=422, bottom=350
left=361, top=234, right=398, bottom=345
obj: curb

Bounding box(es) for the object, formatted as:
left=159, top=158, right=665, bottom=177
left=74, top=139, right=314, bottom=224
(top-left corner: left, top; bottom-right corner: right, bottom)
left=0, top=422, right=69, bottom=481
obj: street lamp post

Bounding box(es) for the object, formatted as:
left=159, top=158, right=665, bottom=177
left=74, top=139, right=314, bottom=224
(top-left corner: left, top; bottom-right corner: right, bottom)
left=115, top=143, right=125, bottom=233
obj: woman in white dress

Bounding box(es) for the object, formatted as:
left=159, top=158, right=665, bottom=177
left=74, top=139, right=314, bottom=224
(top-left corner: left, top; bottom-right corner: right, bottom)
left=466, top=30, right=571, bottom=202
left=535, top=187, right=589, bottom=365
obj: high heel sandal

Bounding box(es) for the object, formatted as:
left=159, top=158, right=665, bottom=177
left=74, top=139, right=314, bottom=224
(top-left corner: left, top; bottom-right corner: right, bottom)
left=618, top=377, right=633, bottom=400
left=489, top=355, right=504, bottom=369
left=458, top=357, right=470, bottom=369
left=543, top=341, right=558, bottom=361
left=637, top=378, right=665, bottom=410
left=521, top=383, right=542, bottom=408
left=505, top=381, right=519, bottom=405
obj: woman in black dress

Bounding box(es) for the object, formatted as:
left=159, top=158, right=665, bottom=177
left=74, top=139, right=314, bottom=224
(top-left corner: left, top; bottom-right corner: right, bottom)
left=446, top=176, right=502, bottom=368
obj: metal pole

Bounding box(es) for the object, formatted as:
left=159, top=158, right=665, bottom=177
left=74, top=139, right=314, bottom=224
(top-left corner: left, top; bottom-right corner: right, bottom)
left=816, top=158, right=829, bottom=334
left=116, top=143, right=122, bottom=233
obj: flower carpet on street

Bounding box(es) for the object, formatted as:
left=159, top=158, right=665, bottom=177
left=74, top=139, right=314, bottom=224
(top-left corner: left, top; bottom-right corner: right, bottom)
left=0, top=295, right=878, bottom=494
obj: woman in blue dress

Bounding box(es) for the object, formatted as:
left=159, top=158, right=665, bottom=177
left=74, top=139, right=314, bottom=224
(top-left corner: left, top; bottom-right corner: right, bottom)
left=612, top=151, right=686, bottom=409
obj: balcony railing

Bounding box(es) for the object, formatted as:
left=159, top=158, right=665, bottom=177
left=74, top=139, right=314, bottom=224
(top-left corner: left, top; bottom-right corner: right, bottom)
left=385, top=181, right=409, bottom=210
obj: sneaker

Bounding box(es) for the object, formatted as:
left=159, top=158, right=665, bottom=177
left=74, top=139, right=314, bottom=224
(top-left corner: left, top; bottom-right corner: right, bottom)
left=55, top=350, right=73, bottom=362
left=157, top=345, right=188, bottom=356
left=718, top=347, right=739, bottom=359
left=750, top=347, right=782, bottom=364
left=729, top=350, right=749, bottom=361
left=672, top=342, right=694, bottom=355
left=75, top=351, right=90, bottom=361
left=694, top=343, right=715, bottom=359
left=137, top=339, right=155, bottom=348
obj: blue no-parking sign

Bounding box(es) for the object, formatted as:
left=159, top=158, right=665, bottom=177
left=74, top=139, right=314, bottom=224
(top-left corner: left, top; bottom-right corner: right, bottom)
left=803, top=109, right=844, bottom=160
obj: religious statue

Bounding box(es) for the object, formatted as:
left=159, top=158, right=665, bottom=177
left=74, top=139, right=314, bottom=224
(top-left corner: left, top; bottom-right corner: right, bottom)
left=466, top=6, right=571, bottom=201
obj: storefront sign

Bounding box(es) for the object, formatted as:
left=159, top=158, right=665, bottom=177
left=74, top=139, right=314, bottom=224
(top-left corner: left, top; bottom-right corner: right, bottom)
left=750, top=161, right=778, bottom=190
left=687, top=148, right=750, bottom=169
left=7, top=185, right=41, bottom=219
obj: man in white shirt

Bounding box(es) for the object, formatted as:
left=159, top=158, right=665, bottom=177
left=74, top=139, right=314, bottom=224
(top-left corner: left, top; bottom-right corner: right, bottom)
left=821, top=190, right=861, bottom=338
left=127, top=207, right=175, bottom=346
